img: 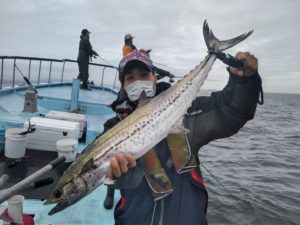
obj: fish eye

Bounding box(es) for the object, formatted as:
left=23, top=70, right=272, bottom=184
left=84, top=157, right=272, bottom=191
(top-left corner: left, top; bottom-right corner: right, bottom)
left=54, top=190, right=62, bottom=199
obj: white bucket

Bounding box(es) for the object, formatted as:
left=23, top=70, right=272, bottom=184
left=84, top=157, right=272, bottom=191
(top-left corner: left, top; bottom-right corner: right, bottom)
left=5, top=128, right=29, bottom=159
left=56, top=138, right=78, bottom=162
left=7, top=195, right=24, bottom=224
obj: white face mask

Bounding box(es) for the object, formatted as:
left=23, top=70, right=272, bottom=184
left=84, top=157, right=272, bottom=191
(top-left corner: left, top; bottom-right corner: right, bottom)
left=125, top=80, right=155, bottom=101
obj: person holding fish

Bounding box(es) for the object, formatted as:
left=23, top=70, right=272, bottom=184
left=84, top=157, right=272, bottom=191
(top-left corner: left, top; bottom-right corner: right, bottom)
left=46, top=22, right=263, bottom=224
left=103, top=55, right=174, bottom=209
left=103, top=47, right=176, bottom=210
left=103, top=46, right=261, bottom=225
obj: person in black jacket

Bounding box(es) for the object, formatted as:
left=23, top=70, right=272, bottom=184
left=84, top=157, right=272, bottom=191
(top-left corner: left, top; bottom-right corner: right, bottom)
left=77, top=29, right=98, bottom=90
left=103, top=80, right=172, bottom=209
left=103, top=49, right=175, bottom=209
left=103, top=50, right=262, bottom=225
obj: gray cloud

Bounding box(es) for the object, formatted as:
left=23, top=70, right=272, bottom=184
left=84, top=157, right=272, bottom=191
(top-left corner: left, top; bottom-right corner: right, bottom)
left=0, top=0, right=299, bottom=93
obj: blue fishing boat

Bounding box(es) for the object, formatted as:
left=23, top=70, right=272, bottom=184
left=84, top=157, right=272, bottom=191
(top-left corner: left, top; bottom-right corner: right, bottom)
left=0, top=56, right=120, bottom=224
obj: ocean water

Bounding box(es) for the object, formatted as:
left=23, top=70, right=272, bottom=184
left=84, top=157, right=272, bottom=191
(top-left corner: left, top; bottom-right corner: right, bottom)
left=199, top=93, right=300, bottom=225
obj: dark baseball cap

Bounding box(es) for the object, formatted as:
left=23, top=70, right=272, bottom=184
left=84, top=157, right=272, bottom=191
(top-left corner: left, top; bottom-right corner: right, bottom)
left=124, top=33, right=134, bottom=40
left=81, top=29, right=90, bottom=35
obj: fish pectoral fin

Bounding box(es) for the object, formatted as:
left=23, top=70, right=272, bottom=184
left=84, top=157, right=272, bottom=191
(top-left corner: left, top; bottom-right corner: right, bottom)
left=170, top=125, right=189, bottom=134
left=81, top=158, right=97, bottom=174
left=169, top=117, right=190, bottom=134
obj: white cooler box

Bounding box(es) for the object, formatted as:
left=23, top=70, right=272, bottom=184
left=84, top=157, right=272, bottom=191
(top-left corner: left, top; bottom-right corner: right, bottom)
left=45, top=111, right=86, bottom=139
left=24, top=117, right=80, bottom=151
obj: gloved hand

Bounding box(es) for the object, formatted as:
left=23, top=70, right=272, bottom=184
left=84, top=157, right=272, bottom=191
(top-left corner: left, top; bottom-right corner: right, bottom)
left=229, top=52, right=258, bottom=77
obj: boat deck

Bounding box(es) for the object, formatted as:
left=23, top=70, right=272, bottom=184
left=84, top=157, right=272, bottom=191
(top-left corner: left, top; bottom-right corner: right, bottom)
left=0, top=83, right=119, bottom=224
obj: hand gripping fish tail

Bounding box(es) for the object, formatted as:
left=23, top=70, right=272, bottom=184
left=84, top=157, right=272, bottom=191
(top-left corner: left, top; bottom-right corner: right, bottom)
left=203, top=20, right=253, bottom=68
left=45, top=20, right=254, bottom=216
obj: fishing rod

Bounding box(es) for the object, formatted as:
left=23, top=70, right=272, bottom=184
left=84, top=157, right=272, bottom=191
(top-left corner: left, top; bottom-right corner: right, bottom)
left=14, top=64, right=37, bottom=94
left=200, top=162, right=235, bottom=199
left=96, top=55, right=116, bottom=68
left=0, top=174, right=9, bottom=188
left=0, top=156, right=65, bottom=203
left=152, top=61, right=170, bottom=69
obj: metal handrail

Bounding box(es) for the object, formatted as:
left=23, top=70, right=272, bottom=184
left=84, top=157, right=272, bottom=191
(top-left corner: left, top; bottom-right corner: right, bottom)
left=0, top=59, right=3, bottom=89
left=0, top=56, right=119, bottom=89
left=63, top=59, right=116, bottom=69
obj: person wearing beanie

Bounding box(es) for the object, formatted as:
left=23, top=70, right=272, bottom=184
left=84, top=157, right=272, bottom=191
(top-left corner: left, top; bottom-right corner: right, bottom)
left=77, top=29, right=99, bottom=90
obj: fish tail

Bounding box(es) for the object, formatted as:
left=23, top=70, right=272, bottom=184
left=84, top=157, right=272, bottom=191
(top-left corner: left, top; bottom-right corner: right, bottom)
left=203, top=20, right=253, bottom=52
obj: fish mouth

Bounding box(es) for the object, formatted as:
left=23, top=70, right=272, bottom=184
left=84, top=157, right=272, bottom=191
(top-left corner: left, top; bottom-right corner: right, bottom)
left=44, top=196, right=61, bottom=205
left=44, top=199, right=54, bottom=205
left=48, top=201, right=69, bottom=215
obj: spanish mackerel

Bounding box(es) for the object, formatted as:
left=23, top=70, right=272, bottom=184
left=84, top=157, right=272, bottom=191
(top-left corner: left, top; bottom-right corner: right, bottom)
left=45, top=20, right=253, bottom=215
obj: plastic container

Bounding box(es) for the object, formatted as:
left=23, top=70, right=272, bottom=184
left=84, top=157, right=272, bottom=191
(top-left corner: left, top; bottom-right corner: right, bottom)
left=7, top=195, right=24, bottom=224
left=24, top=117, right=80, bottom=152
left=56, top=138, right=78, bottom=162
left=4, top=128, right=29, bottom=159
left=45, top=111, right=86, bottom=138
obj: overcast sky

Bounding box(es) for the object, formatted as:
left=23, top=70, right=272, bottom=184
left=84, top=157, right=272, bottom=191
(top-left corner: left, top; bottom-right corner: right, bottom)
left=0, top=0, right=299, bottom=93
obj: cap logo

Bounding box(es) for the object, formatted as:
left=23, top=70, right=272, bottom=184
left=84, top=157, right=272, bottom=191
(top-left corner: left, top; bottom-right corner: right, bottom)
left=119, top=50, right=152, bottom=71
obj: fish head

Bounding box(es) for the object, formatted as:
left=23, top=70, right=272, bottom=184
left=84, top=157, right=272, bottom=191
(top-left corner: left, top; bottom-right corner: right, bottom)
left=45, top=176, right=88, bottom=215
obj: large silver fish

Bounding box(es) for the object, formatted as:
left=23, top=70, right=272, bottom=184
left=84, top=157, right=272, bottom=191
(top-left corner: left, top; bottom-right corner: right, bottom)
left=45, top=21, right=253, bottom=215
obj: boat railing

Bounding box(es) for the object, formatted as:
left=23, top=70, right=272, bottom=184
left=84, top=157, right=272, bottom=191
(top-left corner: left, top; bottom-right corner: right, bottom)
left=0, top=56, right=119, bottom=90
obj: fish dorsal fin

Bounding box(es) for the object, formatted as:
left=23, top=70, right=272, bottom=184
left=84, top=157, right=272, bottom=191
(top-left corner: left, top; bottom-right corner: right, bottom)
left=81, top=158, right=96, bottom=173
